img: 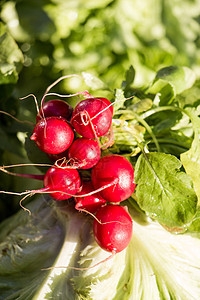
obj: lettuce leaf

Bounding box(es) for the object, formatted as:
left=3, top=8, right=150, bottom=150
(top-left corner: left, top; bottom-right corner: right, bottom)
left=180, top=108, right=200, bottom=205
left=0, top=22, right=24, bottom=85
left=1, top=197, right=200, bottom=299
left=147, top=66, right=196, bottom=105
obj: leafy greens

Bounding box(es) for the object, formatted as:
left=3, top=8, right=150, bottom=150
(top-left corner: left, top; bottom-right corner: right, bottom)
left=1, top=0, right=200, bottom=298
left=1, top=64, right=200, bottom=299
left=1, top=197, right=200, bottom=300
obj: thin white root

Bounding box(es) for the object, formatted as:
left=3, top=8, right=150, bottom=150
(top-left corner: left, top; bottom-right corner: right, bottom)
left=41, top=252, right=115, bottom=271
left=40, top=74, right=90, bottom=107
left=0, top=110, right=34, bottom=126
left=0, top=163, right=52, bottom=169
left=19, top=193, right=35, bottom=215
left=19, top=93, right=40, bottom=115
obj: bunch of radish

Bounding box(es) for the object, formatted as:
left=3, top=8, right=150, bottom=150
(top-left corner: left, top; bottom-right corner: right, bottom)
left=2, top=77, right=136, bottom=255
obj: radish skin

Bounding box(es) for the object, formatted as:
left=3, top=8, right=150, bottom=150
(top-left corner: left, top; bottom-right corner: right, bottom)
left=93, top=204, right=133, bottom=253
left=91, top=154, right=136, bottom=203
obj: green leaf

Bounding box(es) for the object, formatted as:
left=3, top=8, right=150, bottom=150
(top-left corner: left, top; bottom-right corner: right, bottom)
left=180, top=108, right=200, bottom=204
left=0, top=23, right=24, bottom=85
left=134, top=152, right=197, bottom=227
left=1, top=197, right=200, bottom=299
left=113, top=89, right=127, bottom=114
left=147, top=66, right=196, bottom=105
left=148, top=110, right=182, bottom=134
left=119, top=219, right=200, bottom=300
left=16, top=2, right=56, bottom=40
left=112, top=123, right=144, bottom=156
left=147, top=80, right=175, bottom=105
left=129, top=98, right=152, bottom=113
left=187, top=207, right=200, bottom=233
left=155, top=66, right=196, bottom=94
left=121, top=65, right=135, bottom=90
left=0, top=197, right=67, bottom=300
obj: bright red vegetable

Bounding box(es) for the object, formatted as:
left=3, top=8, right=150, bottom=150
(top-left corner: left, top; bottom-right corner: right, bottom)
left=36, top=99, right=73, bottom=123
left=71, top=98, right=113, bottom=139
left=31, top=116, right=74, bottom=154
left=91, top=154, right=136, bottom=203
left=93, top=204, right=133, bottom=253
left=0, top=164, right=81, bottom=201
left=67, top=137, right=101, bottom=169
left=98, top=97, right=113, bottom=114
left=42, top=165, right=81, bottom=200
left=74, top=181, right=106, bottom=213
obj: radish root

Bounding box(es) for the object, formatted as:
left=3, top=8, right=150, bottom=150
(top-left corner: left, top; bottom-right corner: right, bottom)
left=75, top=207, right=130, bottom=226
left=41, top=252, right=115, bottom=271
left=19, top=93, right=40, bottom=115
left=0, top=110, right=34, bottom=126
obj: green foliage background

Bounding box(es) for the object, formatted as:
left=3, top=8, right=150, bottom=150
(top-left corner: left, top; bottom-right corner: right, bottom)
left=0, top=0, right=200, bottom=221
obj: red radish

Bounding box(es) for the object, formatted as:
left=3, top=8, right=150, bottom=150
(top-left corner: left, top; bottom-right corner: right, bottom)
left=36, top=99, right=73, bottom=123
left=42, top=165, right=81, bottom=200
left=98, top=97, right=113, bottom=114
left=68, top=137, right=101, bottom=169
left=91, top=154, right=136, bottom=203
left=93, top=204, right=133, bottom=253
left=31, top=116, right=74, bottom=154
left=74, top=181, right=106, bottom=213
left=0, top=164, right=81, bottom=201
left=71, top=98, right=113, bottom=139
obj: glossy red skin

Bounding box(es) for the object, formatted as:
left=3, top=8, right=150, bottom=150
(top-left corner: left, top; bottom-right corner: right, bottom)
left=98, top=97, right=113, bottom=115
left=74, top=181, right=106, bottom=213
left=43, top=166, right=81, bottom=200
left=36, top=99, right=73, bottom=123
left=71, top=98, right=113, bottom=139
left=93, top=204, right=133, bottom=253
left=68, top=137, right=101, bottom=169
left=31, top=116, right=74, bottom=154
left=91, top=154, right=136, bottom=203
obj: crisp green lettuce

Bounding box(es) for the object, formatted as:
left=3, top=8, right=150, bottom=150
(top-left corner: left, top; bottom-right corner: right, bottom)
left=1, top=3, right=200, bottom=294
left=147, top=66, right=196, bottom=105
left=1, top=197, right=200, bottom=299
left=0, top=23, right=24, bottom=85
left=2, top=0, right=200, bottom=97
left=180, top=108, right=200, bottom=205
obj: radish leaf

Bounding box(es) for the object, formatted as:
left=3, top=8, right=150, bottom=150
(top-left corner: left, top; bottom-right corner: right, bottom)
left=134, top=152, right=197, bottom=227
